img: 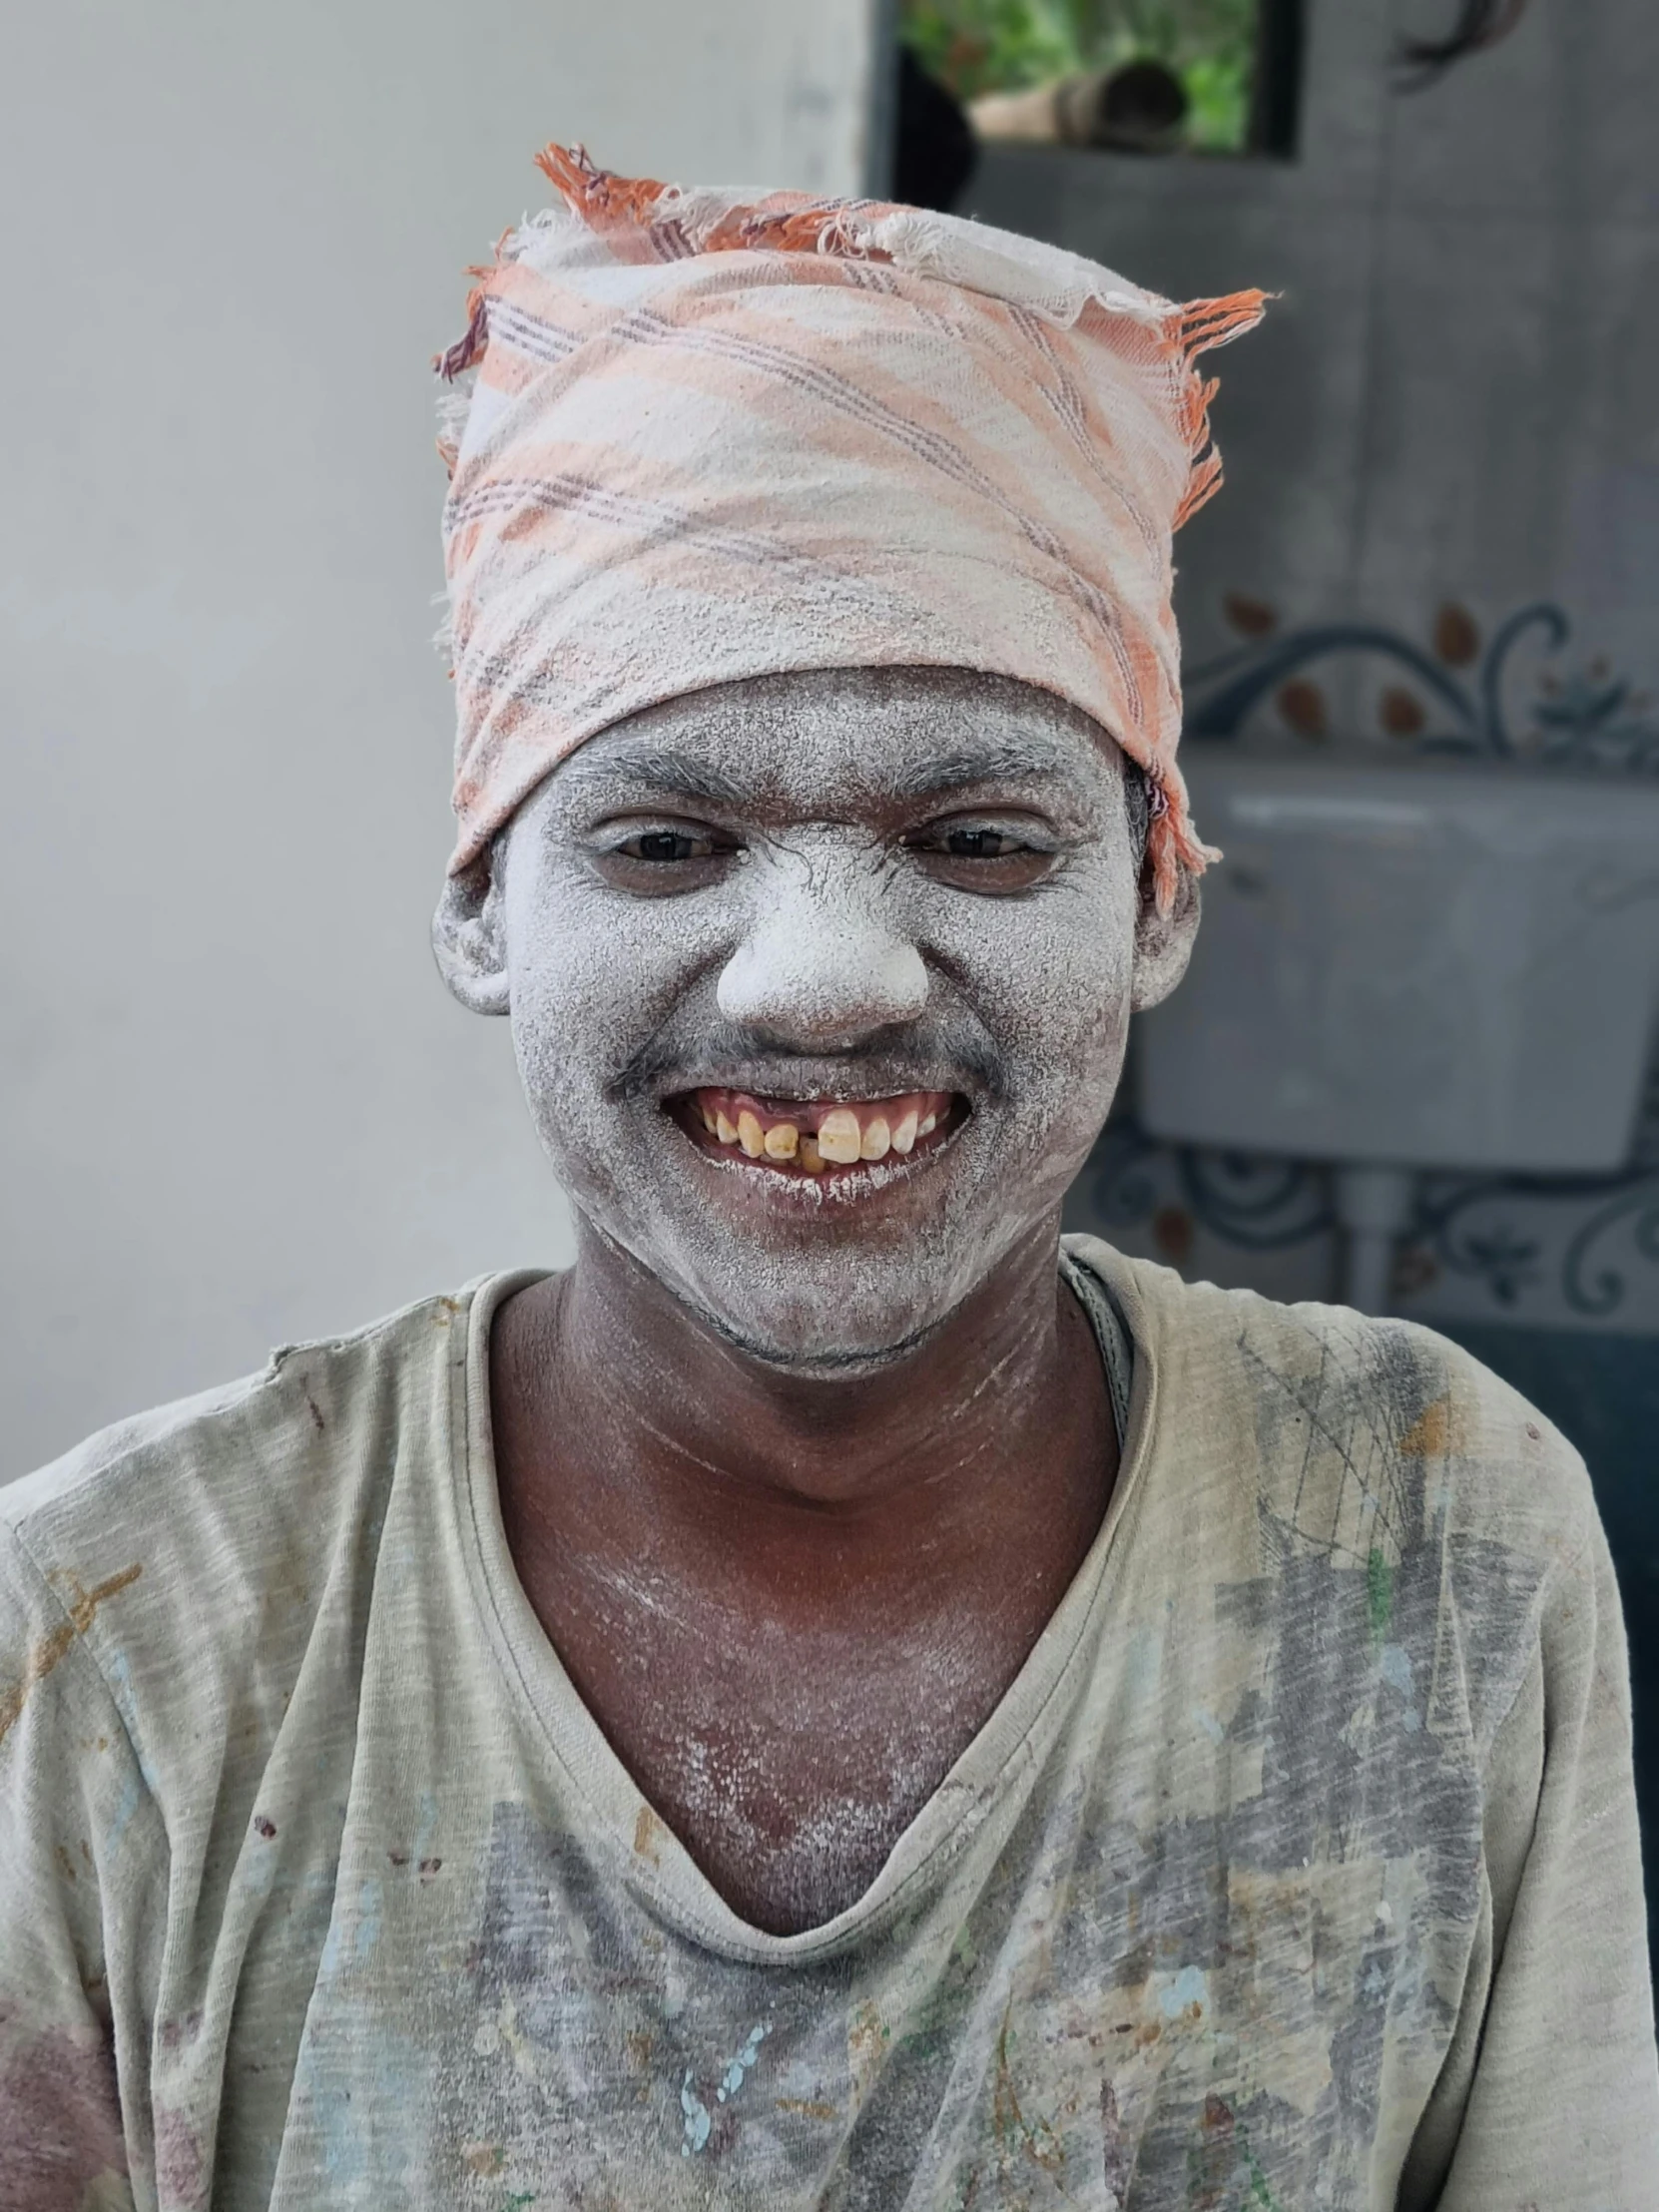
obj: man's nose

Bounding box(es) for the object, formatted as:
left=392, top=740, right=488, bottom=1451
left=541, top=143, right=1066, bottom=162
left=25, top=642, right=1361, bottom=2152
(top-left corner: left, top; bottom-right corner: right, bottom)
left=716, top=849, right=929, bottom=1046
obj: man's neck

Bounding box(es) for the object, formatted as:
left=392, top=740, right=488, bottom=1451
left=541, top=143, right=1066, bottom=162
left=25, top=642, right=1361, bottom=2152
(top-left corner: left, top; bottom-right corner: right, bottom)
left=494, top=1216, right=1105, bottom=1560
left=485, top=1220, right=1116, bottom=1933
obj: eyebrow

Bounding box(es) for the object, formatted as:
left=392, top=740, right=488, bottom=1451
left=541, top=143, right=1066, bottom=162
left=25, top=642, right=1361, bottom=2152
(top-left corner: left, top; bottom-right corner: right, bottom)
left=881, top=738, right=1075, bottom=800
left=557, top=748, right=753, bottom=810
left=559, top=734, right=1076, bottom=813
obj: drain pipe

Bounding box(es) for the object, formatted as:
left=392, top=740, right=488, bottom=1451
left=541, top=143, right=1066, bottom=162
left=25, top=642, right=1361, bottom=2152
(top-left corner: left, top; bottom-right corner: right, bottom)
left=1334, top=1163, right=1416, bottom=1315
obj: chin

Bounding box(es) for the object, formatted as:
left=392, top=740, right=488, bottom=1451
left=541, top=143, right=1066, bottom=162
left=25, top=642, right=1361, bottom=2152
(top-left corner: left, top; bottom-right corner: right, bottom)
left=673, top=1266, right=968, bottom=1375
left=598, top=1182, right=1052, bottom=1377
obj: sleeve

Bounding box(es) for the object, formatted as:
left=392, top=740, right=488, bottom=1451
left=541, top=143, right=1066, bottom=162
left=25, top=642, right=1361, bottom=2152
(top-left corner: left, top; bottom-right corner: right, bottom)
left=0, top=1519, right=166, bottom=2212
left=1412, top=1488, right=1659, bottom=2208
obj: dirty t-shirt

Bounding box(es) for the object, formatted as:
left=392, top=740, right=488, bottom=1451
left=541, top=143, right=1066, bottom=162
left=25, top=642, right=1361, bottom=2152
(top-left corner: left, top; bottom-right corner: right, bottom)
left=2, top=1239, right=1655, bottom=2210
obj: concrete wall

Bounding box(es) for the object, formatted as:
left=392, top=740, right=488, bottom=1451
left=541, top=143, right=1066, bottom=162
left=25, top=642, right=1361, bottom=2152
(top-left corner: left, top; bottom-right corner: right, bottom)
left=1, top=0, right=880, bottom=1477
left=971, top=0, right=1659, bottom=1341
left=969, top=0, right=1659, bottom=682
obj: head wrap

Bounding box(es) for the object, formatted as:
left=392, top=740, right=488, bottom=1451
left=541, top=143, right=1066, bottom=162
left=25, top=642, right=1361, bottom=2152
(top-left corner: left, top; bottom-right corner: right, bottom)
left=437, top=145, right=1266, bottom=909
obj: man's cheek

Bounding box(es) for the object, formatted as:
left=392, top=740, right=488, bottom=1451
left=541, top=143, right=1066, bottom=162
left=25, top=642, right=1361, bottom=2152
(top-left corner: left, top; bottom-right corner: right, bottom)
left=506, top=971, right=631, bottom=1182
left=964, top=934, right=1130, bottom=1089
left=534, top=900, right=734, bottom=1051
left=519, top=1077, right=650, bottom=1223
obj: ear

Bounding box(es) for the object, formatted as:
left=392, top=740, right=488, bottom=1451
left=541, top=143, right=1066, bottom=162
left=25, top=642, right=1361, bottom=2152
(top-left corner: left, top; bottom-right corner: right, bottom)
left=1129, top=860, right=1200, bottom=1013
left=431, top=848, right=510, bottom=1016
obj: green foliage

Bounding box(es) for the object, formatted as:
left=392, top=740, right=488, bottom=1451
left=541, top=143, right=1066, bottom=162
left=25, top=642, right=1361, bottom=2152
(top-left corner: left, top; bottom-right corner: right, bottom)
left=1181, top=46, right=1251, bottom=149
left=898, top=0, right=1259, bottom=150
left=899, top=1, right=1074, bottom=102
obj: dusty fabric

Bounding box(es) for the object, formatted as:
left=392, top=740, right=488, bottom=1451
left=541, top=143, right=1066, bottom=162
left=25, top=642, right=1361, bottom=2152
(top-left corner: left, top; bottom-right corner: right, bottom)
left=436, top=148, right=1266, bottom=911
left=2, top=1240, right=1655, bottom=2209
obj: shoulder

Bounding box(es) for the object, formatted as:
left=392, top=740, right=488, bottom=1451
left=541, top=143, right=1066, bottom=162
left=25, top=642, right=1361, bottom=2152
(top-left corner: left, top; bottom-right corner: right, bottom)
left=1, top=1286, right=483, bottom=1782
left=5, top=1285, right=477, bottom=1564
left=1069, top=1238, right=1592, bottom=1733
left=1072, top=1236, right=1588, bottom=1538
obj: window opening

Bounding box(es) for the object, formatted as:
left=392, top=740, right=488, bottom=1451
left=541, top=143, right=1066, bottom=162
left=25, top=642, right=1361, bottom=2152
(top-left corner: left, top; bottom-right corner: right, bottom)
left=896, top=0, right=1304, bottom=170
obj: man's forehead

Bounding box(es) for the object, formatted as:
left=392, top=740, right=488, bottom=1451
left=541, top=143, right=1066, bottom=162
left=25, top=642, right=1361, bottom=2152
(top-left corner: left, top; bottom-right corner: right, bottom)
left=550, top=670, right=1120, bottom=814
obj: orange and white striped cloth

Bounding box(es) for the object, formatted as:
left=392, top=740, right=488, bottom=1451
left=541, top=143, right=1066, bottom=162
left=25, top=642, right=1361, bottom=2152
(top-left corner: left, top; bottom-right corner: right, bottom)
left=437, top=146, right=1266, bottom=909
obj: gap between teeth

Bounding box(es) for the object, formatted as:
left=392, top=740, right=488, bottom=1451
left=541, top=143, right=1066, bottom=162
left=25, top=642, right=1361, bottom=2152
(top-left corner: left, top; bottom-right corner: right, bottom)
left=694, top=1090, right=948, bottom=1171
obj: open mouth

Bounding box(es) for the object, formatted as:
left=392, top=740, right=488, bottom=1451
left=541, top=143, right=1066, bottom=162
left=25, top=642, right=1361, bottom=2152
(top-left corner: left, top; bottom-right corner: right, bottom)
left=669, top=1087, right=964, bottom=1178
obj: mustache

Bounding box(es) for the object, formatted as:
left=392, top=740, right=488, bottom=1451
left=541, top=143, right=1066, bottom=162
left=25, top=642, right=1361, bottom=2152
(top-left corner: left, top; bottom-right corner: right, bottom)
left=611, top=1019, right=1009, bottom=1108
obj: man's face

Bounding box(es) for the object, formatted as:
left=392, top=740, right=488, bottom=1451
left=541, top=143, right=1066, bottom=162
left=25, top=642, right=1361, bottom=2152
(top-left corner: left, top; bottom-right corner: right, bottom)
left=493, top=668, right=1152, bottom=1368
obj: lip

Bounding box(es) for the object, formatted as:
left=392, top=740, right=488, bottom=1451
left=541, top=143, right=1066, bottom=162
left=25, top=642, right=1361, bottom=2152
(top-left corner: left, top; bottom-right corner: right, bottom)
left=646, top=1062, right=982, bottom=1109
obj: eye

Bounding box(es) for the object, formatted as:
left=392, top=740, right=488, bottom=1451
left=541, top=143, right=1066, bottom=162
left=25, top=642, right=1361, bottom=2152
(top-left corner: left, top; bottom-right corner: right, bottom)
left=940, top=827, right=1022, bottom=859
left=590, top=818, right=744, bottom=894
left=617, top=830, right=714, bottom=863
left=904, top=814, right=1059, bottom=892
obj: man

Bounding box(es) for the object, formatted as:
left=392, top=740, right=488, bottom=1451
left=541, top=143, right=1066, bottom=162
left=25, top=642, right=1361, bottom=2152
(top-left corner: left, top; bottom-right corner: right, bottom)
left=2, top=148, right=1655, bottom=2208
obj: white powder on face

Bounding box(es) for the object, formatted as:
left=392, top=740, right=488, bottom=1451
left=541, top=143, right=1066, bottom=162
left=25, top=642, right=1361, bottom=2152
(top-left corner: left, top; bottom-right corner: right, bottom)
left=493, top=668, right=1144, bottom=1368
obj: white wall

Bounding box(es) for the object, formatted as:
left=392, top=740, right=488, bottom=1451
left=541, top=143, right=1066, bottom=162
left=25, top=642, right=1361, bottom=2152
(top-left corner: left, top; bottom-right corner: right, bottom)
left=1, top=0, right=880, bottom=1477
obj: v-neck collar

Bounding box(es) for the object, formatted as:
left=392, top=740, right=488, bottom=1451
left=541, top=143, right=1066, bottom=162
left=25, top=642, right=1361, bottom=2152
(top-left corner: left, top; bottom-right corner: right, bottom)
left=445, top=1242, right=1157, bottom=1964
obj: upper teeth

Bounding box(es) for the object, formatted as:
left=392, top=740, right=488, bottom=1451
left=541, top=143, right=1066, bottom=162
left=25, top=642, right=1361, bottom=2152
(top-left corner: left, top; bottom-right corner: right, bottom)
left=818, top=1108, right=862, bottom=1164
left=688, top=1088, right=954, bottom=1172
